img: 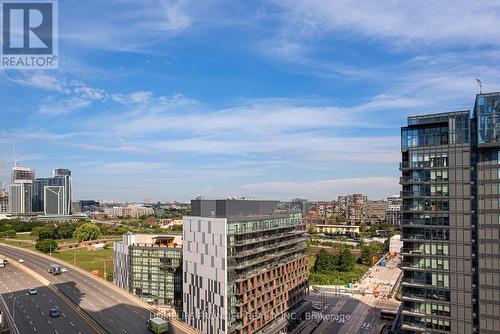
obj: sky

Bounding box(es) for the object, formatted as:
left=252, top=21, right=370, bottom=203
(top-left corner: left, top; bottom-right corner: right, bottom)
left=1, top=0, right=500, bottom=202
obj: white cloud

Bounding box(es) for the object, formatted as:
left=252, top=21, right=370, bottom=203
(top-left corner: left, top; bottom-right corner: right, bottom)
left=272, top=0, right=500, bottom=47
left=38, top=97, right=91, bottom=115
left=9, top=73, right=70, bottom=93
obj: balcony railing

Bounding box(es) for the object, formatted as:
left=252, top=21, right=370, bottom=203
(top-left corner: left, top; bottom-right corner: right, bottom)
left=235, top=236, right=308, bottom=259
left=233, top=243, right=307, bottom=270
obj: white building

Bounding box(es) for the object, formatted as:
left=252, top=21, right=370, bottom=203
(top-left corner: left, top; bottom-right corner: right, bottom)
left=389, top=234, right=403, bottom=254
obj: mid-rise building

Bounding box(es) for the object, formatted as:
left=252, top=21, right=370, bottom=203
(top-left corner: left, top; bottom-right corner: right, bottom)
left=0, top=190, right=8, bottom=213
left=183, top=199, right=310, bottom=334
left=386, top=194, right=403, bottom=225
left=365, top=200, right=388, bottom=223
left=113, top=233, right=183, bottom=315
left=400, top=93, right=500, bottom=333
left=308, top=201, right=337, bottom=225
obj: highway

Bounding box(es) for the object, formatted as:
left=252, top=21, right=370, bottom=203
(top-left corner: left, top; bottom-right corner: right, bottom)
left=0, top=264, right=96, bottom=334
left=0, top=244, right=151, bottom=334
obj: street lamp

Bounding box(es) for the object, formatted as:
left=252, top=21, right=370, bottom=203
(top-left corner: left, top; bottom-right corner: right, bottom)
left=11, top=292, right=30, bottom=323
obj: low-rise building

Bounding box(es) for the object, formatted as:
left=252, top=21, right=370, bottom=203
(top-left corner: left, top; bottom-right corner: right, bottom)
left=104, top=205, right=154, bottom=219
left=315, top=224, right=360, bottom=235
left=113, top=233, right=183, bottom=315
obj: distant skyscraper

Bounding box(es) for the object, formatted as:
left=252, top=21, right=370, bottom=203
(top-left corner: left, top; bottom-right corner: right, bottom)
left=400, top=92, right=500, bottom=333
left=11, top=166, right=34, bottom=183
left=53, top=168, right=72, bottom=215
left=33, top=177, right=52, bottom=212
left=8, top=166, right=34, bottom=214
left=8, top=182, right=32, bottom=214
left=44, top=186, right=65, bottom=215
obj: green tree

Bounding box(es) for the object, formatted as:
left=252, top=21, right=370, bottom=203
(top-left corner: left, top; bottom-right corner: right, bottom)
left=335, top=247, right=356, bottom=272
left=56, top=224, right=75, bottom=239
left=5, top=229, right=16, bottom=238
left=35, top=239, right=58, bottom=253
left=73, top=223, right=102, bottom=242
left=38, top=224, right=57, bottom=241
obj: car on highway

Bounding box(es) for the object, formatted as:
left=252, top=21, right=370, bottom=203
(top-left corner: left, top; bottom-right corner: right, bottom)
left=61, top=267, right=68, bottom=273
left=49, top=308, right=60, bottom=317
left=18, top=258, right=24, bottom=263
left=29, top=288, right=38, bottom=295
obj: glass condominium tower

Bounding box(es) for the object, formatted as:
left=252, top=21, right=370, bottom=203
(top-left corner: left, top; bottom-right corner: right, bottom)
left=400, top=93, right=500, bottom=334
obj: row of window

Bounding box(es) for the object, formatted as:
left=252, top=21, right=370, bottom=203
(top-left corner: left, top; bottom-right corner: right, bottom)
left=403, top=300, right=451, bottom=317
left=403, top=286, right=450, bottom=302
left=404, top=272, right=450, bottom=287
left=403, top=315, right=451, bottom=332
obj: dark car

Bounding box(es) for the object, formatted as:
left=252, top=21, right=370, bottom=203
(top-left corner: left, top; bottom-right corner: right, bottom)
left=50, top=308, right=60, bottom=317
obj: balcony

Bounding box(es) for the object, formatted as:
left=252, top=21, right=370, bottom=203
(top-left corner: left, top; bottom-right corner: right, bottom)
left=401, top=278, right=427, bottom=287
left=233, top=222, right=305, bottom=236
left=401, top=323, right=427, bottom=332
left=232, top=253, right=308, bottom=282
left=401, top=294, right=426, bottom=302
left=400, top=263, right=426, bottom=272
left=402, top=309, right=426, bottom=317
left=235, top=236, right=308, bottom=259
left=233, top=243, right=307, bottom=270
left=400, top=249, right=424, bottom=256
left=234, top=230, right=306, bottom=248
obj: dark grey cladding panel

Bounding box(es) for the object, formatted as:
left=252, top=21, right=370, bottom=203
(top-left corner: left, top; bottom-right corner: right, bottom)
left=190, top=199, right=279, bottom=218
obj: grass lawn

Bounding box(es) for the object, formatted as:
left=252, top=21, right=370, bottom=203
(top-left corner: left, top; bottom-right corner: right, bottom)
left=0, top=239, right=37, bottom=249
left=50, top=247, right=114, bottom=280
left=12, top=233, right=36, bottom=241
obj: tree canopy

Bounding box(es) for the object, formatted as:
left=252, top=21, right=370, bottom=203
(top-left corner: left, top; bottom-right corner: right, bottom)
left=73, top=223, right=101, bottom=242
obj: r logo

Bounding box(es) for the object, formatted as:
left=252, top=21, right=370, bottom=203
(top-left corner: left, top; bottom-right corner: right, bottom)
left=2, top=2, right=53, bottom=54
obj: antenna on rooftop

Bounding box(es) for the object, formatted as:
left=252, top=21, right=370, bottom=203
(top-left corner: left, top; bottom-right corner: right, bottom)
left=476, top=78, right=483, bottom=94
left=12, top=143, right=18, bottom=167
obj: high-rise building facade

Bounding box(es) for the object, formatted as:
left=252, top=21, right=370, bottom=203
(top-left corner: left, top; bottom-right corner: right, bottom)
left=472, top=92, right=500, bottom=333
left=32, top=169, right=72, bottom=215
left=400, top=93, right=500, bottom=333
left=44, top=186, right=65, bottom=215
left=183, top=199, right=310, bottom=334
left=8, top=182, right=32, bottom=214
left=9, top=166, right=34, bottom=214
left=113, top=233, right=183, bottom=315
left=53, top=169, right=72, bottom=215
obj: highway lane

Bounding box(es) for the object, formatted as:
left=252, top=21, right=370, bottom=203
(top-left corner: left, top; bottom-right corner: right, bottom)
left=0, top=264, right=96, bottom=334
left=0, top=244, right=151, bottom=334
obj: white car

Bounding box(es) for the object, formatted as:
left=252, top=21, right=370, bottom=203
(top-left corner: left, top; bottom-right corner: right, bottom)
left=18, top=259, right=24, bottom=263
left=61, top=268, right=68, bottom=273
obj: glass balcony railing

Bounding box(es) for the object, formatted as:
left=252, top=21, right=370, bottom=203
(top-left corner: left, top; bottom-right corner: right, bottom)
left=235, top=236, right=308, bottom=259
left=233, top=243, right=307, bottom=270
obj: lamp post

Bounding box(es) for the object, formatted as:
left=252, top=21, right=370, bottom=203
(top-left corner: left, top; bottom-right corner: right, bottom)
left=11, top=293, right=30, bottom=323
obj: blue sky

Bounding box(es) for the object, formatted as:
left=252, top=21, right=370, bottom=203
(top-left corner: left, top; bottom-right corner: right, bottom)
left=1, top=0, right=500, bottom=202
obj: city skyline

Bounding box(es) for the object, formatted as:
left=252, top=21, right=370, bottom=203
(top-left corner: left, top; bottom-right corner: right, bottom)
left=2, top=1, right=500, bottom=201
